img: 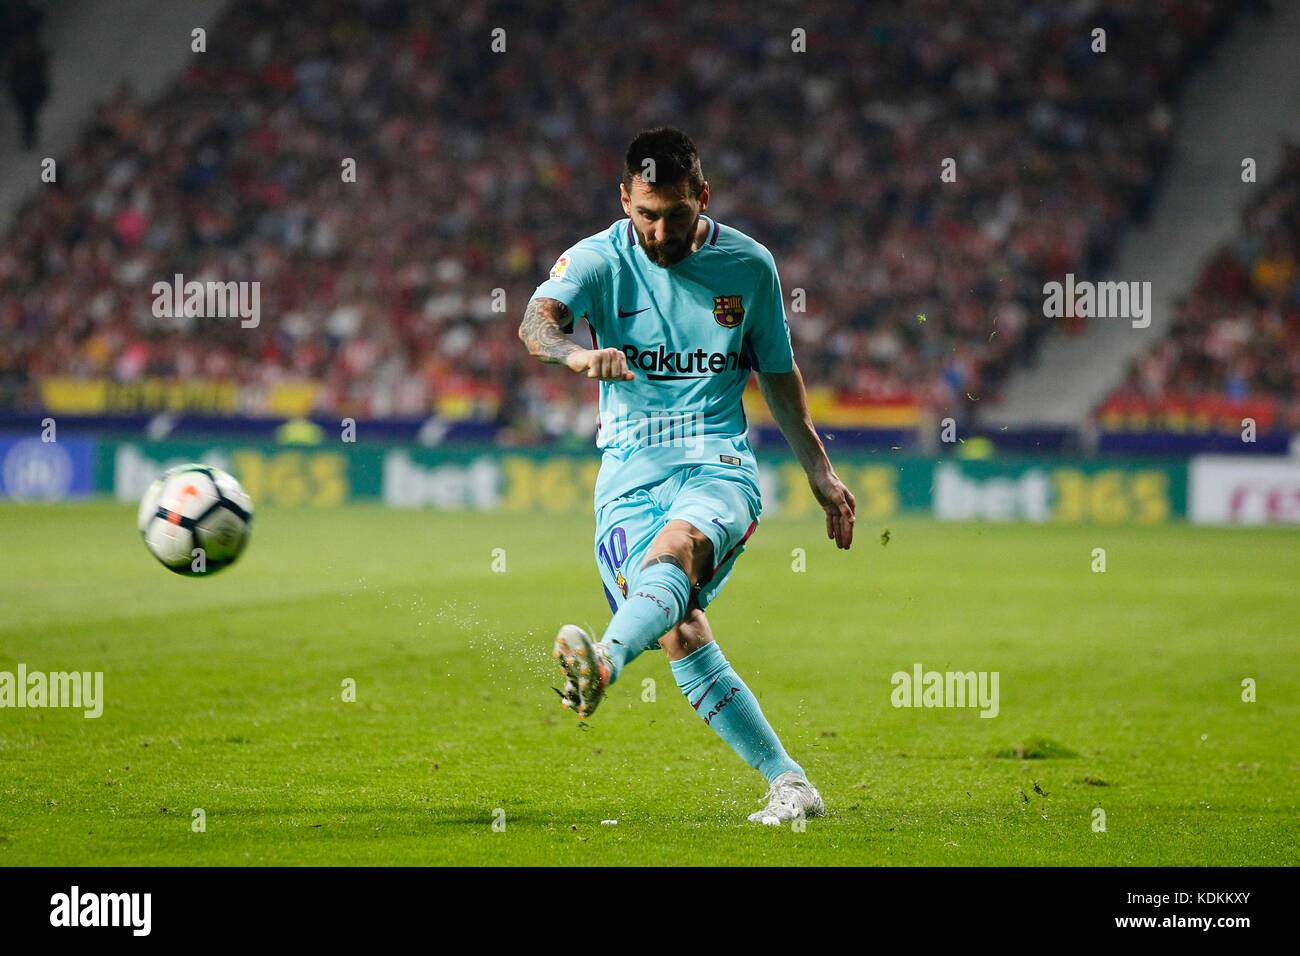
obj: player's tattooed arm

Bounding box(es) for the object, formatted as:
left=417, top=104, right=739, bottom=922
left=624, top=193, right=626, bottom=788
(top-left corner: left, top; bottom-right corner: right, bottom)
left=519, top=297, right=581, bottom=366
left=519, top=298, right=634, bottom=380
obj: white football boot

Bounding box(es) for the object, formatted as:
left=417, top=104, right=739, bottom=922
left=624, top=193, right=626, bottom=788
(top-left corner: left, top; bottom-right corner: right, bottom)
left=552, top=624, right=611, bottom=720
left=748, top=771, right=826, bottom=825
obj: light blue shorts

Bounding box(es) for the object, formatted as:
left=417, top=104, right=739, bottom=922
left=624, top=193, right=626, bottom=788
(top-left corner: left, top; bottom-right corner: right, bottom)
left=593, top=453, right=762, bottom=616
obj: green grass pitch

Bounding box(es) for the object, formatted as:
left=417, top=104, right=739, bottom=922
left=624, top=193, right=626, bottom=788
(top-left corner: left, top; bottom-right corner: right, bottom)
left=0, top=501, right=1296, bottom=866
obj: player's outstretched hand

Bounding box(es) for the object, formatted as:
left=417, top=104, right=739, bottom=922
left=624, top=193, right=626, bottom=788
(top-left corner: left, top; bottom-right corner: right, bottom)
left=810, top=470, right=856, bottom=549
left=566, top=347, right=635, bottom=381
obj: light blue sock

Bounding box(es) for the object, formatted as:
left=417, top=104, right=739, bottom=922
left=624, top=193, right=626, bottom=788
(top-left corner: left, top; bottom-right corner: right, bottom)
left=670, top=641, right=803, bottom=783
left=598, top=563, right=691, bottom=684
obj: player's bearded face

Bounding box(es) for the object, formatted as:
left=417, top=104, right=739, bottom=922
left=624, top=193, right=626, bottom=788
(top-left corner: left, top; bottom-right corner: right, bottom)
left=623, top=179, right=705, bottom=267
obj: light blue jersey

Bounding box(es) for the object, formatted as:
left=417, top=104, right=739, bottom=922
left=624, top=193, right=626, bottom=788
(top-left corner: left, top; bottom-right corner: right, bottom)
left=530, top=216, right=794, bottom=500
left=529, top=216, right=794, bottom=611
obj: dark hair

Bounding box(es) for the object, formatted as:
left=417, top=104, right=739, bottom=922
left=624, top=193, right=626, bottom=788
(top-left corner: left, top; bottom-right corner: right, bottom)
left=623, top=127, right=705, bottom=195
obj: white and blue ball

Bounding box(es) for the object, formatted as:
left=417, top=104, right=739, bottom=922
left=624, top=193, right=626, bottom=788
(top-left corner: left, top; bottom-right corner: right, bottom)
left=138, top=463, right=253, bottom=576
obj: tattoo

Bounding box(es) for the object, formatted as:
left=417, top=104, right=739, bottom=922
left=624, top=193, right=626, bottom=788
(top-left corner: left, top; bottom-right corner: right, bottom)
left=519, top=298, right=581, bottom=365
left=642, top=553, right=685, bottom=572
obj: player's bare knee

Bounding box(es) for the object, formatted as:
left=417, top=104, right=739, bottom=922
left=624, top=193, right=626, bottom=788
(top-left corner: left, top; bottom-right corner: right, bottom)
left=644, top=522, right=713, bottom=583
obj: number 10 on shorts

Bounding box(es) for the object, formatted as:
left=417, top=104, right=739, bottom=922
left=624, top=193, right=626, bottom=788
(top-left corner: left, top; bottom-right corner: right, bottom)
left=600, top=526, right=630, bottom=598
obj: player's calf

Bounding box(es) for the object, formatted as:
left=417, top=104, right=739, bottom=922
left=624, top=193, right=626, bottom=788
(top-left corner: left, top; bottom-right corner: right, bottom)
left=669, top=634, right=817, bottom=822
left=595, top=560, right=694, bottom=683
left=658, top=606, right=714, bottom=660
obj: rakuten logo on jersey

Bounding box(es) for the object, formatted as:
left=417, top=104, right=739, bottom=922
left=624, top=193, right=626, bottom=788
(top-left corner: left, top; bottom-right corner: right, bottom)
left=621, top=344, right=750, bottom=378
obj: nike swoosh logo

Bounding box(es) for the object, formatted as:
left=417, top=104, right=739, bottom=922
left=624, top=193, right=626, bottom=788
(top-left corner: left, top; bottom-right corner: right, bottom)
left=617, top=307, right=650, bottom=318
left=691, top=676, right=723, bottom=711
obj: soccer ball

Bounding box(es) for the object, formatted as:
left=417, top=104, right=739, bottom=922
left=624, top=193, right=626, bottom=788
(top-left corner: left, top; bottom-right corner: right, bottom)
left=137, top=463, right=253, bottom=575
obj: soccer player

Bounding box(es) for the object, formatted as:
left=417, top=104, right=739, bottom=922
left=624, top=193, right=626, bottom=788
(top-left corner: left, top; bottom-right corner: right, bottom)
left=518, top=127, right=856, bottom=824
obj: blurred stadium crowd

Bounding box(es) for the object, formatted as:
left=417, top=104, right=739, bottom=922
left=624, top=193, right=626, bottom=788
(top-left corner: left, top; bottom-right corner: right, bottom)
left=0, top=0, right=1269, bottom=436
left=1106, top=142, right=1300, bottom=427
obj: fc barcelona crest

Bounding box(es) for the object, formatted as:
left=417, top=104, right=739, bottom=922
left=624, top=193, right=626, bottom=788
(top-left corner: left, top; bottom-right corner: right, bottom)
left=713, top=294, right=744, bottom=328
